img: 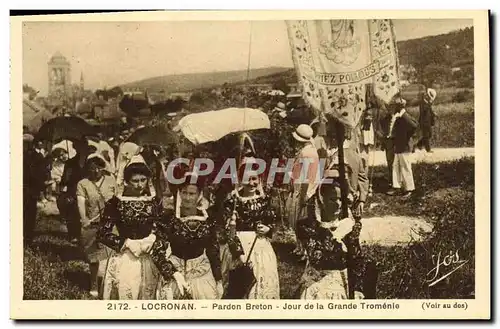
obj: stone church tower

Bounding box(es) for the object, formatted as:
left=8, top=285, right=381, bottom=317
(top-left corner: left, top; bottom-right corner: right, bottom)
left=80, top=72, right=84, bottom=91
left=48, top=52, right=72, bottom=102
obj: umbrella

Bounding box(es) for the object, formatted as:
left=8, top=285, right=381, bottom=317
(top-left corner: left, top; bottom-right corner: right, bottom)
left=223, top=235, right=258, bottom=299
left=176, top=108, right=270, bottom=146
left=126, top=125, right=179, bottom=147
left=36, top=116, right=98, bottom=142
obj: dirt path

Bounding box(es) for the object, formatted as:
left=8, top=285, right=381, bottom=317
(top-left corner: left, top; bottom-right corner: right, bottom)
left=360, top=216, right=433, bottom=246
left=370, top=147, right=474, bottom=167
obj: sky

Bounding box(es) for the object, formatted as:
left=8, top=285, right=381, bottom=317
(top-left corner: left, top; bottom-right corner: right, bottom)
left=22, top=19, right=473, bottom=96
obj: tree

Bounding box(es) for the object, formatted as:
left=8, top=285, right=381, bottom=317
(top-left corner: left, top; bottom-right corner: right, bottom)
left=23, top=84, right=38, bottom=100
left=189, top=92, right=205, bottom=105
left=409, top=42, right=452, bottom=84
left=422, top=64, right=451, bottom=86
left=272, top=78, right=291, bottom=95
left=173, top=97, right=185, bottom=111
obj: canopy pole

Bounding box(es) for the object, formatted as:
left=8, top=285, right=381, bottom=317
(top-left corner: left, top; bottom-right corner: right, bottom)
left=335, top=120, right=349, bottom=219
left=244, top=21, right=253, bottom=109
left=318, top=88, right=349, bottom=219
left=239, top=21, right=253, bottom=170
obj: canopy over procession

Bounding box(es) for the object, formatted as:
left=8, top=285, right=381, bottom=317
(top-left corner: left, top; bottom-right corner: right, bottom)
left=23, top=19, right=440, bottom=301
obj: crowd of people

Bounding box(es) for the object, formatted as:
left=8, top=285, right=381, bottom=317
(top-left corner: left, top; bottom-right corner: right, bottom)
left=22, top=85, right=437, bottom=301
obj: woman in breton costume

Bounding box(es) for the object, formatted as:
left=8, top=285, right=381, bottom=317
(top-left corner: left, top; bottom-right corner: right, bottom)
left=155, top=170, right=223, bottom=300
left=115, top=142, right=142, bottom=187
left=296, top=165, right=365, bottom=300
left=97, top=155, right=168, bottom=300
left=222, top=158, right=280, bottom=299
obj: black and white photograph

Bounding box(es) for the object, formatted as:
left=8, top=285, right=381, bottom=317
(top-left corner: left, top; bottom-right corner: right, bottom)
left=10, top=10, right=490, bottom=320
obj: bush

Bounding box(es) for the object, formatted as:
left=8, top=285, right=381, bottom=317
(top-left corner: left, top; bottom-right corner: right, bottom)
left=452, top=89, right=474, bottom=103
left=364, top=158, right=475, bottom=298
left=457, top=79, right=474, bottom=89
left=23, top=246, right=91, bottom=300
left=366, top=186, right=475, bottom=299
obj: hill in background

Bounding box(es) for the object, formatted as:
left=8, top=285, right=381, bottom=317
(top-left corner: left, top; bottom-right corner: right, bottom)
left=238, top=27, right=474, bottom=88
left=119, top=66, right=292, bottom=94
left=397, top=26, right=474, bottom=68
left=119, top=26, right=474, bottom=92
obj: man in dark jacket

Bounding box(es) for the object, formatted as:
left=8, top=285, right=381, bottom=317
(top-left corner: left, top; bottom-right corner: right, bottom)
left=415, top=88, right=437, bottom=153
left=386, top=95, right=418, bottom=198
left=375, top=103, right=395, bottom=187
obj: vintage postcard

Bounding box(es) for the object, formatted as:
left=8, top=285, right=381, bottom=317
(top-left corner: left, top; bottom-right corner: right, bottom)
left=10, top=10, right=490, bottom=320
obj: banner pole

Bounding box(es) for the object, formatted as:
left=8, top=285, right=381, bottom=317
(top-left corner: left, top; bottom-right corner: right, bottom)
left=335, top=120, right=349, bottom=220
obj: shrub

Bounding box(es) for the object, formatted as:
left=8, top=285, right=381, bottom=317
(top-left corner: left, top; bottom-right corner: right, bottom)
left=23, top=247, right=91, bottom=300
left=452, top=89, right=473, bottom=103
left=363, top=158, right=475, bottom=299
left=374, top=186, right=474, bottom=299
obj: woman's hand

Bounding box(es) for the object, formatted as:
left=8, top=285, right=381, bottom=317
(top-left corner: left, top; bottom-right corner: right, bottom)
left=256, top=223, right=270, bottom=236
left=141, top=234, right=156, bottom=254
left=81, top=217, right=91, bottom=228
left=123, top=239, right=142, bottom=257
left=238, top=254, right=253, bottom=268
left=216, top=280, right=224, bottom=298
left=173, top=271, right=190, bottom=296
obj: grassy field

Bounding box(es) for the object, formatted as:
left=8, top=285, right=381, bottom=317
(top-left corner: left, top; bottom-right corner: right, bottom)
left=402, top=86, right=474, bottom=107
left=402, top=101, right=474, bottom=149
left=24, top=157, right=475, bottom=300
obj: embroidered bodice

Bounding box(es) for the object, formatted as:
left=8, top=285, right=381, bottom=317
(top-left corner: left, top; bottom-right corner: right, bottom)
left=297, top=218, right=365, bottom=293
left=98, top=196, right=162, bottom=249
left=222, top=190, right=277, bottom=260
left=156, top=209, right=222, bottom=281
left=223, top=190, right=276, bottom=232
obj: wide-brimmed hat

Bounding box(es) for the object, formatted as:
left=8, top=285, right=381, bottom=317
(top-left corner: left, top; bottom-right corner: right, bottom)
left=23, top=134, right=34, bottom=143
left=426, top=88, right=437, bottom=103
left=273, top=102, right=286, bottom=112
left=292, top=124, right=314, bottom=143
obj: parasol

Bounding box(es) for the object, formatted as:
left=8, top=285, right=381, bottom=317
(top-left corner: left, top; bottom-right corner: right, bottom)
left=36, top=116, right=98, bottom=142
left=174, top=108, right=270, bottom=146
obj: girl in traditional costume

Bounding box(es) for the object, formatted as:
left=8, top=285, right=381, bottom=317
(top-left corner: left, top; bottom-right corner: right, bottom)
left=97, top=155, right=168, bottom=300
left=222, top=158, right=280, bottom=299
left=155, top=171, right=223, bottom=300
left=296, top=166, right=365, bottom=300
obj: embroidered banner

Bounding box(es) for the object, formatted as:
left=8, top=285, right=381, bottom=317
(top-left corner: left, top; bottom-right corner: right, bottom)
left=286, top=19, right=400, bottom=128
